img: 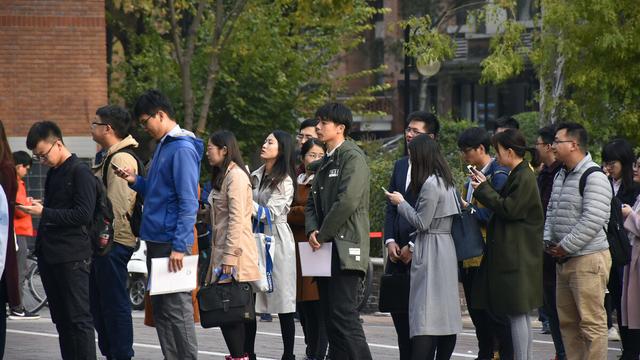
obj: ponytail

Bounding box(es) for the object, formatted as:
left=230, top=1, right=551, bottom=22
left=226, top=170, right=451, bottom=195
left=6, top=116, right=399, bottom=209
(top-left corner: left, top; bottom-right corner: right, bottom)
left=493, top=129, right=538, bottom=164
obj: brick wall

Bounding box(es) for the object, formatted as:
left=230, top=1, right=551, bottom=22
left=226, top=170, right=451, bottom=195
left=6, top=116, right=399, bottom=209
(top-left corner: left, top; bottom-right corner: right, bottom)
left=0, top=0, right=107, bottom=138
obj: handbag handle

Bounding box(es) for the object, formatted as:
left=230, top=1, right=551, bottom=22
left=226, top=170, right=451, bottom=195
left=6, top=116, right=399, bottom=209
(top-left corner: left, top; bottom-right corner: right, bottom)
left=253, top=205, right=273, bottom=234
left=452, top=188, right=462, bottom=213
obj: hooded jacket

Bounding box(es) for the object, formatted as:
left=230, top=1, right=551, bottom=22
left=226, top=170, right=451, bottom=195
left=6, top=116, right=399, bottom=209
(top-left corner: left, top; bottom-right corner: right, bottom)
left=131, top=127, right=204, bottom=253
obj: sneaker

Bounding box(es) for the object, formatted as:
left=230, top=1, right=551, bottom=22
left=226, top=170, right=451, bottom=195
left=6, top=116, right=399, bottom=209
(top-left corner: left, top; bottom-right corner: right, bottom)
left=259, top=313, right=273, bottom=322
left=541, top=320, right=551, bottom=334
left=608, top=326, right=621, bottom=341
left=8, top=309, right=40, bottom=320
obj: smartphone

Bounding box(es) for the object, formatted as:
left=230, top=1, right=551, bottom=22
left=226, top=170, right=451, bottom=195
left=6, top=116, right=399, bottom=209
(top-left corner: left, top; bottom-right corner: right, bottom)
left=381, top=186, right=389, bottom=193
left=112, top=162, right=125, bottom=172
left=467, top=165, right=477, bottom=173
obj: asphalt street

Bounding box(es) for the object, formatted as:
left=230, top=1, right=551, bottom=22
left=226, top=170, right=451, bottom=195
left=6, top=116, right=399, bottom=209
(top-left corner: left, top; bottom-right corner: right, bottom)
left=5, top=309, right=624, bottom=359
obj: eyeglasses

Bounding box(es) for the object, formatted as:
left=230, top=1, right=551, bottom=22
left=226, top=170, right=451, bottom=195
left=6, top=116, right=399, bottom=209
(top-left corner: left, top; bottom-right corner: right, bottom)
left=91, top=122, right=109, bottom=129
left=552, top=139, right=575, bottom=145
left=305, top=152, right=324, bottom=160
left=139, top=113, right=157, bottom=127
left=404, top=127, right=426, bottom=135
left=296, top=134, right=315, bottom=141
left=459, top=147, right=476, bottom=154
left=32, top=141, right=57, bottom=161
left=535, top=142, right=549, bottom=146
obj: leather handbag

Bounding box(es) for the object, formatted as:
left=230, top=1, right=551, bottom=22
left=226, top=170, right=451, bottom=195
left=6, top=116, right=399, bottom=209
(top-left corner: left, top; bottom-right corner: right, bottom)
left=451, top=191, right=485, bottom=261
left=378, top=272, right=410, bottom=313
left=197, top=277, right=255, bottom=328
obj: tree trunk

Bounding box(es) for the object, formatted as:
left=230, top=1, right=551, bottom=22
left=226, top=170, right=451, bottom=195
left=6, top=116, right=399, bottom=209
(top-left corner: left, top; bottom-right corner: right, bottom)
left=548, top=54, right=565, bottom=125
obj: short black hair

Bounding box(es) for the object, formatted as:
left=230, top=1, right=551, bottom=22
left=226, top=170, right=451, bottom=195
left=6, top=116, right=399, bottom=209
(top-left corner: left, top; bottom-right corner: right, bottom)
left=13, top=151, right=32, bottom=167
left=26, top=121, right=64, bottom=150
left=537, top=125, right=556, bottom=145
left=299, top=118, right=319, bottom=131
left=96, top=105, right=131, bottom=139
left=495, top=116, right=520, bottom=130
left=556, top=122, right=588, bottom=151
left=132, top=89, right=175, bottom=120
left=407, top=111, right=439, bottom=137
left=457, top=127, right=491, bottom=153
left=315, top=103, right=353, bottom=135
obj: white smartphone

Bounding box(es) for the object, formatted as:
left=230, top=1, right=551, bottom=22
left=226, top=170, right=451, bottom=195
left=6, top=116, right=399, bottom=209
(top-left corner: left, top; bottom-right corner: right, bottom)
left=381, top=186, right=389, bottom=193
left=111, top=162, right=124, bottom=172
left=467, top=165, right=477, bottom=173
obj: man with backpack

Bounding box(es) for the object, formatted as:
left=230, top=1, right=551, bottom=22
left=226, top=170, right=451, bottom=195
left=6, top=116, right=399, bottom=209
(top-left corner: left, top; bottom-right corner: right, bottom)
left=22, top=121, right=97, bottom=359
left=544, top=122, right=613, bottom=360
left=90, top=105, right=142, bottom=360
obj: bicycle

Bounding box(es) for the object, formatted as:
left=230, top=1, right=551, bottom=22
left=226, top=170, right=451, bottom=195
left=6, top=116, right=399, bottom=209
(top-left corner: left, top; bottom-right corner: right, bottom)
left=22, top=253, right=48, bottom=314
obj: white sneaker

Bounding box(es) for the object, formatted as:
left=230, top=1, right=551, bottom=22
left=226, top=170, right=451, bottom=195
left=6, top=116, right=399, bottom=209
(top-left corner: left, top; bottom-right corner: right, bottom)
left=608, top=327, right=620, bottom=341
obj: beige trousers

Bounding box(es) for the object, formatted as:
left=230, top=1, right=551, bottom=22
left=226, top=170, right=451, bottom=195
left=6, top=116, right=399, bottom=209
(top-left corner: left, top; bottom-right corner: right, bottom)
left=556, top=249, right=611, bottom=360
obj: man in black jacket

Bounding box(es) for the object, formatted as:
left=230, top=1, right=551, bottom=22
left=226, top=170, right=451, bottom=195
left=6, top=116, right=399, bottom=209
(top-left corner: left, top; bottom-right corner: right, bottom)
left=22, top=121, right=97, bottom=359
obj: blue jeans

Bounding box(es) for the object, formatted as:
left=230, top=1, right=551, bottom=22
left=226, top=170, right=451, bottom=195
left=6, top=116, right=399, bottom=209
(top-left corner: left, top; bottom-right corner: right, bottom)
left=90, top=242, right=135, bottom=360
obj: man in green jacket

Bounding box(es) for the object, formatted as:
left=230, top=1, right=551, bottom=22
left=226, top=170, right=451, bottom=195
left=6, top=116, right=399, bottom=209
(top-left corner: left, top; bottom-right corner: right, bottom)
left=305, top=102, right=372, bottom=359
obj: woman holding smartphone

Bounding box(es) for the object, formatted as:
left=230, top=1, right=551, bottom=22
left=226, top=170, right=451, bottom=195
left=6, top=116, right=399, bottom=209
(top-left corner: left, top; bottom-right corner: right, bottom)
left=385, top=134, right=461, bottom=360
left=470, top=129, right=544, bottom=360
left=205, top=130, right=260, bottom=360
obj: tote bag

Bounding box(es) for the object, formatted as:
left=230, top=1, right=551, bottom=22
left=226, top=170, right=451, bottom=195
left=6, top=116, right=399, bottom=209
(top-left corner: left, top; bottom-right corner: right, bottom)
left=451, top=190, right=485, bottom=261
left=252, top=206, right=275, bottom=293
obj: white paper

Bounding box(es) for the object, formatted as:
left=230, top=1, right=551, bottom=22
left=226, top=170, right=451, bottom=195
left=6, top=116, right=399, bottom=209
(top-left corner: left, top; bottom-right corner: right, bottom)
left=149, top=255, right=199, bottom=295
left=298, top=242, right=332, bottom=277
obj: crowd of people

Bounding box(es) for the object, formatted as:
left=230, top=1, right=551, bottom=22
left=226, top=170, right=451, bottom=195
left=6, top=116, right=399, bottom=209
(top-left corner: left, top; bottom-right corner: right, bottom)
left=0, top=88, right=635, bottom=360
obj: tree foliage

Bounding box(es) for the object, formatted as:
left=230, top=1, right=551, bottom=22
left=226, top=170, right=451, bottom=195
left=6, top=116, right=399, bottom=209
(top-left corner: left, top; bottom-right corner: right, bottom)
left=404, top=0, right=640, bottom=145
left=108, top=0, right=386, bottom=153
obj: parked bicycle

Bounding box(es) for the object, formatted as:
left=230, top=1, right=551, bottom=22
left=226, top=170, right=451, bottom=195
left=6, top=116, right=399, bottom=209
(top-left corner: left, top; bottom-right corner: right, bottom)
left=22, top=253, right=47, bottom=314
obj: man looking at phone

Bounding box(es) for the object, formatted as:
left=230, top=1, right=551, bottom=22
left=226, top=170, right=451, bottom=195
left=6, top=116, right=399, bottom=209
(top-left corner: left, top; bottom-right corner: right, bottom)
left=114, top=89, right=202, bottom=360
left=382, top=111, right=439, bottom=360
left=457, top=127, right=512, bottom=359
left=90, top=104, right=140, bottom=360
left=23, top=121, right=97, bottom=359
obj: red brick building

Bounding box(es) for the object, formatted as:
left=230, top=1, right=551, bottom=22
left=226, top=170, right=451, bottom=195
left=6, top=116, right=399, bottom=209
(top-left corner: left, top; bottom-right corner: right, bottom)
left=0, top=0, right=107, bottom=158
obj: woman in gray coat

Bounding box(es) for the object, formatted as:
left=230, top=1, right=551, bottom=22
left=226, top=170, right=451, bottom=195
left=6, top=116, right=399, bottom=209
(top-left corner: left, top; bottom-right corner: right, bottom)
left=386, top=135, right=461, bottom=360
left=246, top=130, right=297, bottom=360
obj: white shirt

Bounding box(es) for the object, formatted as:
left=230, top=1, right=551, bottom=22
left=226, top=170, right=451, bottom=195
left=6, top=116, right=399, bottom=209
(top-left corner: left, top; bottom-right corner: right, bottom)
left=326, top=140, right=345, bottom=157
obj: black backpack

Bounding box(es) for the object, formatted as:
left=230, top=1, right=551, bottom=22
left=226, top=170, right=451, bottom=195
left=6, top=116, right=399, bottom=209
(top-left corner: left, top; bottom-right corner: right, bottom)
left=67, top=161, right=115, bottom=256
left=579, top=166, right=631, bottom=266
left=101, top=147, right=145, bottom=238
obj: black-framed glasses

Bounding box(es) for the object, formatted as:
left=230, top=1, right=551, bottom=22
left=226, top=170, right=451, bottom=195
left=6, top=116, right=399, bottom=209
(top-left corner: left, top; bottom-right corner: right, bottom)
left=139, top=113, right=157, bottom=127
left=535, top=142, right=549, bottom=146
left=31, top=141, right=57, bottom=161
left=404, top=127, right=427, bottom=135
left=91, top=122, right=110, bottom=129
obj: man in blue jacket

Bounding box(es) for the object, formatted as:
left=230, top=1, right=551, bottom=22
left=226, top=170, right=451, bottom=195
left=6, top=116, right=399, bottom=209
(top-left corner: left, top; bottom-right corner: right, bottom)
left=458, top=127, right=512, bottom=360
left=116, top=89, right=203, bottom=360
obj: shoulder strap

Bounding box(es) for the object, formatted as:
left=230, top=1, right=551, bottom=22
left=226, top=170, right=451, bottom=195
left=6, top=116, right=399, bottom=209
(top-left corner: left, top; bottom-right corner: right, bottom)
left=579, top=166, right=604, bottom=197
left=101, top=147, right=144, bottom=188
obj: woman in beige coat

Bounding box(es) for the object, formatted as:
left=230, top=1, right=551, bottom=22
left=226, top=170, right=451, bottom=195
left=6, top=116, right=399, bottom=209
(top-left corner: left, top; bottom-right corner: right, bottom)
left=205, top=130, right=260, bottom=360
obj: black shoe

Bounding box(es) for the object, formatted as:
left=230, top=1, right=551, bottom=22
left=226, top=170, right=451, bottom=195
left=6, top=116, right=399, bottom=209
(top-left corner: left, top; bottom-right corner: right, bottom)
left=8, top=309, right=40, bottom=320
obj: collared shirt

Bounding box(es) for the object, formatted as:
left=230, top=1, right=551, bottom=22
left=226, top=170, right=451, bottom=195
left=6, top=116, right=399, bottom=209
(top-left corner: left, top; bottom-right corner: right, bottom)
left=325, top=140, right=345, bottom=157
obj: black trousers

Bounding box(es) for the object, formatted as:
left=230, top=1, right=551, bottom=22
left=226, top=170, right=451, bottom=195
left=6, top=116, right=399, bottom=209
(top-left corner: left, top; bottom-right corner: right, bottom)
left=317, top=270, right=372, bottom=360
left=39, top=258, right=96, bottom=360
left=411, top=335, right=456, bottom=360
left=460, top=266, right=513, bottom=360
left=385, top=257, right=411, bottom=360
left=298, top=300, right=329, bottom=359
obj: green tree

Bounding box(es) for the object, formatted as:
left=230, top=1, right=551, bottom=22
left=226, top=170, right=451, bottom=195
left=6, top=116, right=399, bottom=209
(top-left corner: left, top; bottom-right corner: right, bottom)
left=108, top=0, right=386, bottom=150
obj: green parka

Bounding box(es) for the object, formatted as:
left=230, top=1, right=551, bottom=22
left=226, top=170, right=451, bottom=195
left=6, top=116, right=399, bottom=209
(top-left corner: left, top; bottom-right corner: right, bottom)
left=304, top=140, right=370, bottom=274
left=471, top=160, right=544, bottom=315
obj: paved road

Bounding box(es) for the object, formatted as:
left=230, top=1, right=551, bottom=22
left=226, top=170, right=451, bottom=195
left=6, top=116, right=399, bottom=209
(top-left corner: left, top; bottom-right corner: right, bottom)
left=5, top=309, right=624, bottom=359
